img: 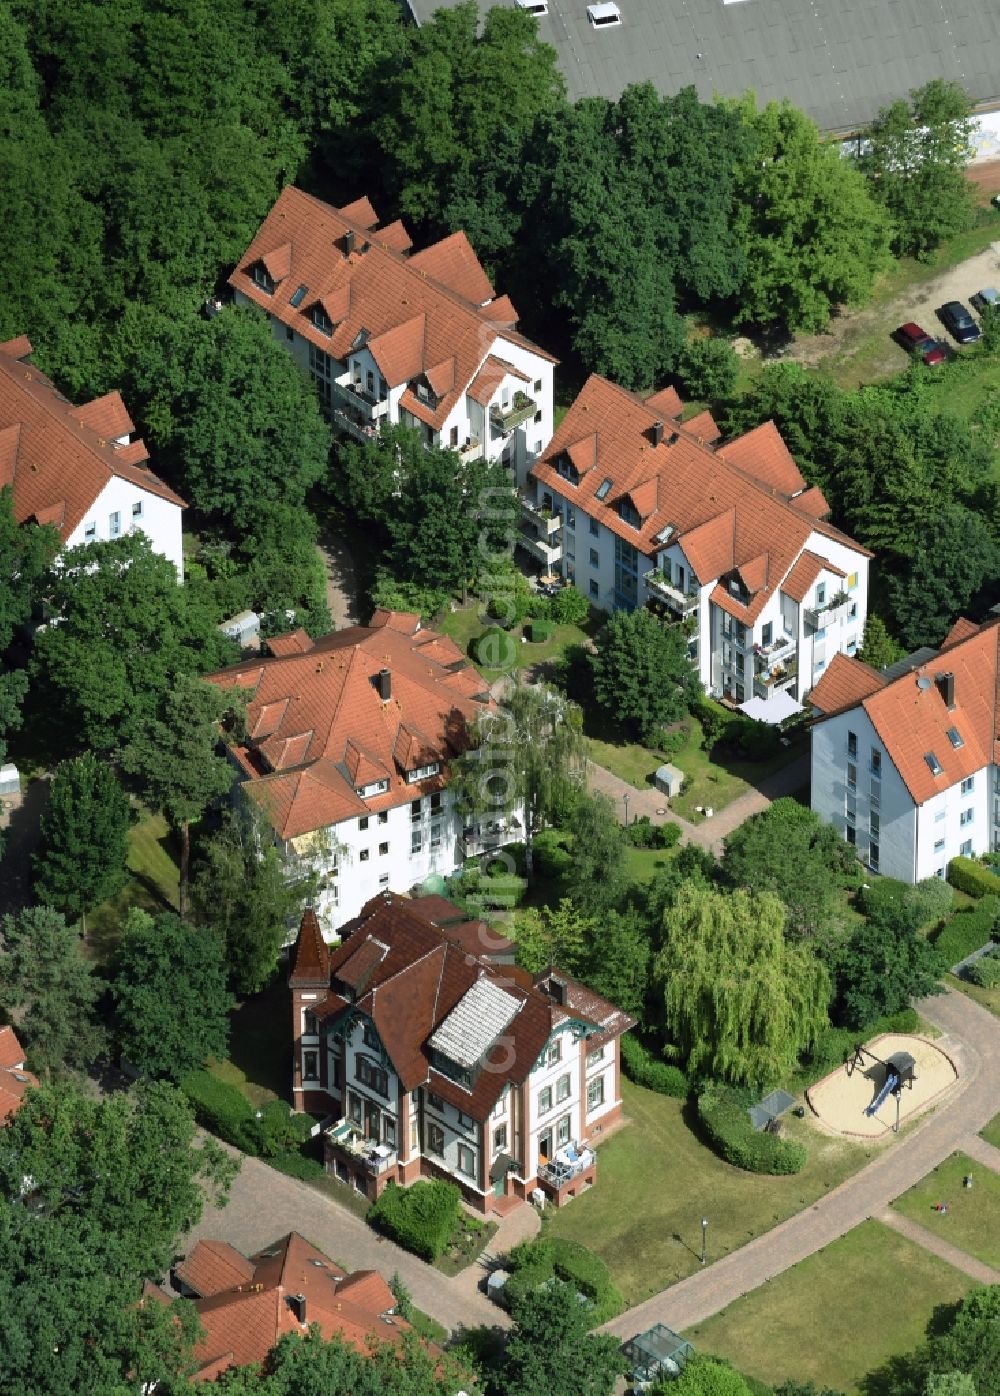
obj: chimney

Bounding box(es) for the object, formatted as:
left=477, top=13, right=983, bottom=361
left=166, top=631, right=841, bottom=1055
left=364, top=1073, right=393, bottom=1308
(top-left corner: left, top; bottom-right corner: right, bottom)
left=377, top=667, right=391, bottom=701
left=650, top=420, right=664, bottom=447
left=343, top=228, right=355, bottom=258
left=289, top=1293, right=307, bottom=1324
left=936, top=672, right=956, bottom=710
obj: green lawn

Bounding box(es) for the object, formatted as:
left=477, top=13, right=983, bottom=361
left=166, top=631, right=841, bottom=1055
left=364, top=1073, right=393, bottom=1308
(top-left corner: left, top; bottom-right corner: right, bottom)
left=686, top=1220, right=973, bottom=1394
left=623, top=845, right=680, bottom=884
left=437, top=604, right=591, bottom=681
left=982, top=1113, right=1000, bottom=1150
left=86, top=811, right=180, bottom=963
left=207, top=982, right=291, bottom=1108
left=892, top=1152, right=1000, bottom=1269
left=948, top=971, right=1000, bottom=1020
left=543, top=1079, right=870, bottom=1307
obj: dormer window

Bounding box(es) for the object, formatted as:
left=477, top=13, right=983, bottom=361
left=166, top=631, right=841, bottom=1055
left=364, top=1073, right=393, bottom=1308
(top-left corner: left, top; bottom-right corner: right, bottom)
left=556, top=455, right=579, bottom=487
left=358, top=779, right=390, bottom=798
left=619, top=499, right=640, bottom=529
left=947, top=727, right=964, bottom=750
left=312, top=306, right=333, bottom=335
left=406, top=761, right=440, bottom=784
left=252, top=263, right=275, bottom=294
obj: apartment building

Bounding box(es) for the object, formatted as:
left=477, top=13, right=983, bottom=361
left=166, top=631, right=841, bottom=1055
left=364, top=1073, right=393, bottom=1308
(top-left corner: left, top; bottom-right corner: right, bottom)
left=810, top=616, right=1000, bottom=881
left=290, top=895, right=634, bottom=1213
left=229, top=186, right=555, bottom=485
left=522, top=374, right=871, bottom=720
left=0, top=335, right=184, bottom=577
left=204, top=610, right=504, bottom=934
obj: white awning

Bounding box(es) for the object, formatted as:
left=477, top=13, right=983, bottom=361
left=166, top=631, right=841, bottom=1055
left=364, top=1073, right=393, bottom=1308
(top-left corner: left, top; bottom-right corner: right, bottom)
left=738, top=690, right=803, bottom=725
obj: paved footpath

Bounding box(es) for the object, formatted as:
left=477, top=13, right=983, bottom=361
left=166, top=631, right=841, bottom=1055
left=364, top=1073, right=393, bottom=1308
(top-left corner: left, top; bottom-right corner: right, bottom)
left=602, top=987, right=1000, bottom=1339
left=879, top=1208, right=1000, bottom=1285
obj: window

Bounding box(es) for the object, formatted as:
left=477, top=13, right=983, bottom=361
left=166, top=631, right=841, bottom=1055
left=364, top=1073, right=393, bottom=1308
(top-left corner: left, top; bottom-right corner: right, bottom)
left=84, top=521, right=96, bottom=540
left=589, top=548, right=599, bottom=568
left=871, top=750, right=881, bottom=776
left=252, top=262, right=274, bottom=293
left=457, top=1144, right=475, bottom=1177
left=534, top=378, right=542, bottom=392
left=848, top=602, right=858, bottom=621
left=355, top=1055, right=388, bottom=1096
left=383, top=1117, right=396, bottom=1148
left=538, top=1086, right=552, bottom=1115
left=935, top=809, right=947, bottom=823
left=406, top=762, right=440, bottom=784
left=761, top=623, right=773, bottom=647
left=619, top=499, right=641, bottom=529
left=937, top=866, right=946, bottom=880
left=430, top=823, right=441, bottom=849
left=847, top=763, right=857, bottom=793
left=312, top=306, right=333, bottom=335
left=348, top=1092, right=363, bottom=1125
left=949, top=728, right=965, bottom=750
left=565, top=507, right=575, bottom=531
left=586, top=1046, right=605, bottom=1068
left=590, top=518, right=599, bottom=537
left=378, top=811, right=388, bottom=824
left=427, top=1092, right=444, bottom=1112
left=846, top=638, right=857, bottom=656
left=379, top=841, right=389, bottom=856
left=556, top=455, right=579, bottom=486
left=450, top=426, right=458, bottom=447
left=547, top=1040, right=562, bottom=1066
left=845, top=801, right=856, bottom=826
left=870, top=780, right=880, bottom=809
left=870, top=812, right=880, bottom=838
left=960, top=808, right=974, bottom=827
left=847, top=731, right=858, bottom=758
left=131, top=501, right=143, bottom=519
left=589, top=580, right=598, bottom=598
left=934, top=837, right=946, bottom=852
left=961, top=775, right=975, bottom=795
left=869, top=842, right=880, bottom=872
left=109, top=511, right=121, bottom=537
left=285, top=326, right=293, bottom=341
left=961, top=839, right=973, bottom=856
left=303, top=1011, right=318, bottom=1037
left=493, top=1124, right=508, bottom=1151
left=925, top=752, right=943, bottom=776
left=363, top=1023, right=380, bottom=1051
left=557, top=1114, right=572, bottom=1145
left=411, top=798, right=422, bottom=821
left=846, top=826, right=856, bottom=846
left=587, top=1, right=622, bottom=27
left=427, top=1123, right=445, bottom=1156
left=378, top=873, right=389, bottom=888
left=359, top=849, right=369, bottom=862
left=587, top=1076, right=605, bottom=1111
left=302, top=1050, right=319, bottom=1081
left=359, top=816, right=369, bottom=831
left=816, top=583, right=826, bottom=606
left=457, top=1110, right=474, bottom=1130
left=411, top=830, right=422, bottom=854
left=493, top=1091, right=506, bottom=1119
left=430, top=792, right=442, bottom=815
left=556, top=1073, right=571, bottom=1103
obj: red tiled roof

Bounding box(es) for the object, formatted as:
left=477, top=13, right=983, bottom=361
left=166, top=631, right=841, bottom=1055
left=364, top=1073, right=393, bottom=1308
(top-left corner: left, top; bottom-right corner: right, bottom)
left=808, top=652, right=886, bottom=716
left=645, top=384, right=684, bottom=419
left=304, top=894, right=634, bottom=1119
left=781, top=549, right=844, bottom=604
left=229, top=187, right=553, bottom=435
left=481, top=293, right=519, bottom=325
left=530, top=374, right=867, bottom=626
left=0, top=1026, right=26, bottom=1070
left=205, top=615, right=492, bottom=839
left=0, top=1026, right=36, bottom=1124
left=467, top=355, right=530, bottom=407
left=683, top=409, right=721, bottom=443
left=175, top=1240, right=255, bottom=1298
left=185, top=1231, right=414, bottom=1383
left=795, top=485, right=831, bottom=519
left=0, top=338, right=184, bottom=543
left=942, top=617, right=979, bottom=650
left=289, top=908, right=330, bottom=986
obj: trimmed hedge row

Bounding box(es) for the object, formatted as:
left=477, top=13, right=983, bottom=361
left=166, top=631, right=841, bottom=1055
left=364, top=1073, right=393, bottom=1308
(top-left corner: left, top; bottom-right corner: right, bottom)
left=504, top=1237, right=623, bottom=1324
left=697, top=1083, right=807, bottom=1175
left=180, top=1070, right=315, bottom=1159
left=968, top=952, right=1000, bottom=988
left=932, top=896, right=1000, bottom=969
left=368, top=1180, right=462, bottom=1263
left=620, top=1034, right=689, bottom=1098
left=947, top=857, right=1000, bottom=898
left=529, top=619, right=552, bottom=643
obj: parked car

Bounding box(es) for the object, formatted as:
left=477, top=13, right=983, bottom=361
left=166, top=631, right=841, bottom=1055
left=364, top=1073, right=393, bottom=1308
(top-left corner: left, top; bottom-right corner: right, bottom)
left=895, top=322, right=947, bottom=366
left=971, top=287, right=1000, bottom=313
left=938, top=301, right=981, bottom=344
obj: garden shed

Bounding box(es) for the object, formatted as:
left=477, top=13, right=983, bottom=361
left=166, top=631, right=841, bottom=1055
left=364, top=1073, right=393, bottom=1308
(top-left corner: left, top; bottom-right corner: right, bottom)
left=622, top=1324, right=693, bottom=1383
left=655, top=763, right=683, bottom=797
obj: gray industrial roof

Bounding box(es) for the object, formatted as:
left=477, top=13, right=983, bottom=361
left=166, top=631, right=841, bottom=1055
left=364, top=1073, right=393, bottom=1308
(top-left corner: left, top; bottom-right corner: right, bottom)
left=406, top=0, right=1000, bottom=134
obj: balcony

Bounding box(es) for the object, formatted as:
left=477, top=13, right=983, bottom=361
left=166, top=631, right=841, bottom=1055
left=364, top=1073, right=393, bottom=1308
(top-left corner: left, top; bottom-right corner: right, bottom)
left=491, top=392, right=536, bottom=434
left=537, top=1143, right=596, bottom=1206
left=325, top=1118, right=397, bottom=1175
left=463, top=819, right=515, bottom=856
left=805, top=596, right=849, bottom=632
left=753, top=658, right=798, bottom=699
left=520, top=528, right=563, bottom=568
left=754, top=632, right=796, bottom=664
left=644, top=570, right=699, bottom=616
left=519, top=496, right=561, bottom=536
left=458, top=438, right=483, bottom=464
left=330, top=381, right=389, bottom=442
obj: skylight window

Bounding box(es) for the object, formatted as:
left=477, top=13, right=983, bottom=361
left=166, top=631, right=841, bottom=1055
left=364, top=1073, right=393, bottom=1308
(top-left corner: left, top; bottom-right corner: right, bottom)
left=947, top=727, right=964, bottom=749
left=289, top=284, right=308, bottom=308
left=596, top=477, right=613, bottom=501
left=925, top=752, right=943, bottom=776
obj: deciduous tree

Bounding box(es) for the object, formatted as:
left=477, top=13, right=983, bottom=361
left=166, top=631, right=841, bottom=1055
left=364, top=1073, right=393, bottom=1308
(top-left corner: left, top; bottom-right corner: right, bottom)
left=499, top=1280, right=624, bottom=1396
left=215, top=1328, right=463, bottom=1394
left=32, top=752, right=131, bottom=925
left=0, top=905, right=105, bottom=1076
left=591, top=608, right=700, bottom=743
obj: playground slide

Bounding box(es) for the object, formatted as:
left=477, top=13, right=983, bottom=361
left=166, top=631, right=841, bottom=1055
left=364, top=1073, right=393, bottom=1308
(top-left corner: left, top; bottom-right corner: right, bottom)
left=865, top=1072, right=898, bottom=1117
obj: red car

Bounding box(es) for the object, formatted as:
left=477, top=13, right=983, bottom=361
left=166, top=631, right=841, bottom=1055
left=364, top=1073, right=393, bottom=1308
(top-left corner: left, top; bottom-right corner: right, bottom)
left=896, top=321, right=946, bottom=366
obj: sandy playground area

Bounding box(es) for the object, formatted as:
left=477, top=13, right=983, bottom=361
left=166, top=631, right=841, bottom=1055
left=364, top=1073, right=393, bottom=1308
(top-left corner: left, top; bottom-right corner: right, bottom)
left=807, top=1034, right=959, bottom=1140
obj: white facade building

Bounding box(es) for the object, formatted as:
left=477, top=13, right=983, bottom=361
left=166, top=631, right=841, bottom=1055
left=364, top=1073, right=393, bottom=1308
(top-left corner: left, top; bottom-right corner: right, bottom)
left=810, top=619, right=1000, bottom=881
left=526, top=375, right=870, bottom=719
left=230, top=187, right=555, bottom=487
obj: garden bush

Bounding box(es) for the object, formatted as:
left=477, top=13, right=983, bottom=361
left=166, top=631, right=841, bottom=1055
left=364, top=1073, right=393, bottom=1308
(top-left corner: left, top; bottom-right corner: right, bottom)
left=621, top=1034, right=689, bottom=1097
left=270, top=1149, right=324, bottom=1180
left=697, top=1083, right=807, bottom=1175
left=932, top=895, right=1000, bottom=968
left=948, top=856, right=1000, bottom=898
left=532, top=829, right=574, bottom=880
left=551, top=585, right=590, bottom=626
left=652, top=723, right=688, bottom=759
left=801, top=1008, right=919, bottom=1077
left=504, top=1237, right=623, bottom=1324
left=529, top=619, right=553, bottom=643
left=180, top=1069, right=255, bottom=1150
left=475, top=625, right=518, bottom=669
left=967, top=951, right=1000, bottom=988
left=624, top=817, right=682, bottom=849
left=368, top=1180, right=462, bottom=1263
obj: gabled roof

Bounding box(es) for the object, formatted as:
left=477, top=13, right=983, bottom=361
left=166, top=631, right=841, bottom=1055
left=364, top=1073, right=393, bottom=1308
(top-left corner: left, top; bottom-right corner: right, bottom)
left=205, top=614, right=492, bottom=839
left=229, top=187, right=553, bottom=433
left=0, top=1026, right=37, bottom=1124
left=175, top=1240, right=254, bottom=1298
left=808, top=652, right=887, bottom=717
left=0, top=340, right=184, bottom=544
left=298, top=895, right=635, bottom=1119
left=781, top=549, right=844, bottom=604
left=530, top=374, right=867, bottom=625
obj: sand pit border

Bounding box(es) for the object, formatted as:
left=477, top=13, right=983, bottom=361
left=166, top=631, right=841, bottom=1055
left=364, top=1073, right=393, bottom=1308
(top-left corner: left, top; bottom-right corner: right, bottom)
left=806, top=1034, right=960, bottom=1141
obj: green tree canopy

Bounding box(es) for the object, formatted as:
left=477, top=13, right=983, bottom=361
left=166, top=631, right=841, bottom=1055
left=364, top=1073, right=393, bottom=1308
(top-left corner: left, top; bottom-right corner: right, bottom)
left=655, top=883, right=830, bottom=1085
left=656, top=1356, right=756, bottom=1396
left=498, top=1279, right=624, bottom=1396
left=32, top=532, right=235, bottom=755
left=215, top=1327, right=463, bottom=1394
left=591, top=607, right=700, bottom=743
left=32, top=752, right=131, bottom=923
left=0, top=485, right=60, bottom=654
left=111, top=910, right=233, bottom=1080
left=0, top=905, right=105, bottom=1076
left=834, top=909, right=944, bottom=1029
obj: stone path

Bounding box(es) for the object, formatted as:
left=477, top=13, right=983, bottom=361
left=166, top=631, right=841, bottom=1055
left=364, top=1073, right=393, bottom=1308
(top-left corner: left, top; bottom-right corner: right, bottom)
left=961, top=1133, right=1000, bottom=1174
left=317, top=533, right=360, bottom=630
left=878, top=1208, right=1000, bottom=1285
left=602, top=987, right=1000, bottom=1339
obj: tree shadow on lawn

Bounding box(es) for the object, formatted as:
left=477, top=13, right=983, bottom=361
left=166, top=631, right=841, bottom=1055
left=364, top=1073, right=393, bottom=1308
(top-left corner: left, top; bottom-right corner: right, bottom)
left=225, top=979, right=293, bottom=1102
left=860, top=1297, right=964, bottom=1396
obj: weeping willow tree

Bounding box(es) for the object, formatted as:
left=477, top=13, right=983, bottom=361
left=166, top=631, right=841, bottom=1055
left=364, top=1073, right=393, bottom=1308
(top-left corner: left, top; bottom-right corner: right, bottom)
left=655, top=882, right=830, bottom=1086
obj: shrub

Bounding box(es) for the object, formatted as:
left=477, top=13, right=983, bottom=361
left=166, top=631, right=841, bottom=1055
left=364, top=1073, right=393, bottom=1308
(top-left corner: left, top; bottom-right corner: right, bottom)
left=932, top=896, right=1000, bottom=968
left=368, top=1180, right=462, bottom=1262
left=967, top=952, right=1000, bottom=988
left=551, top=585, right=590, bottom=625
left=653, top=724, right=688, bottom=760
left=529, top=619, right=553, bottom=643
left=697, top=1083, right=807, bottom=1174
left=180, top=1069, right=255, bottom=1151
left=270, top=1150, right=324, bottom=1180
left=504, top=1237, right=623, bottom=1324
left=676, top=337, right=740, bottom=402
left=802, top=1008, right=919, bottom=1077
left=948, top=856, right=1000, bottom=898
left=620, top=1034, right=689, bottom=1097
left=475, top=625, right=518, bottom=669
left=624, top=817, right=682, bottom=850
left=532, top=828, right=574, bottom=880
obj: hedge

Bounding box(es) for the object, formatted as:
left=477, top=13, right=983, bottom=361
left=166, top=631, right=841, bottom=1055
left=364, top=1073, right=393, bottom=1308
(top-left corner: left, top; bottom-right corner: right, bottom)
left=968, top=952, right=1000, bottom=988
left=504, top=1237, right=623, bottom=1324
left=368, top=1180, right=462, bottom=1263
left=804, top=1008, right=919, bottom=1077
left=180, top=1070, right=317, bottom=1161
left=475, top=625, right=518, bottom=669
left=550, top=585, right=590, bottom=625
left=697, top=1083, right=807, bottom=1175
left=947, top=857, right=1000, bottom=898
left=529, top=619, right=552, bottom=643
left=624, top=816, right=682, bottom=850
left=931, top=896, right=1000, bottom=969
left=270, top=1149, right=324, bottom=1180
left=620, top=1034, right=689, bottom=1097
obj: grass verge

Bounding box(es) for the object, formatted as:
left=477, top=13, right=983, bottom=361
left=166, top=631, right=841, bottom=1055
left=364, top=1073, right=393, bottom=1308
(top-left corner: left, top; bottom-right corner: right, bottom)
left=982, top=1112, right=1000, bottom=1150
left=207, top=982, right=291, bottom=1108
left=892, top=1151, right=1000, bottom=1269
left=86, top=811, right=180, bottom=962
left=685, top=1219, right=973, bottom=1394
left=543, top=1079, right=870, bottom=1307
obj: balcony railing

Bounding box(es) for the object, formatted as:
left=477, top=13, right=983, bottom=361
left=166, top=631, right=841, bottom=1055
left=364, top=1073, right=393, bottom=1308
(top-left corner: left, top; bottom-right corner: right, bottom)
left=334, top=377, right=388, bottom=416
left=519, top=496, right=561, bottom=536
left=644, top=570, right=699, bottom=616
left=753, top=658, right=798, bottom=698
left=458, top=438, right=483, bottom=464
left=754, top=632, right=796, bottom=663
left=326, top=1118, right=398, bottom=1175
left=804, top=595, right=849, bottom=632
left=538, top=1143, right=595, bottom=1189
left=463, top=820, right=513, bottom=856
left=520, top=529, right=563, bottom=567
left=491, top=392, right=536, bottom=434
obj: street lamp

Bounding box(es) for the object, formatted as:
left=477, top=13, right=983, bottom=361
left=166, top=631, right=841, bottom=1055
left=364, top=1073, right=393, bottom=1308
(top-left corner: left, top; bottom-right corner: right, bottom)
left=701, top=1217, right=708, bottom=1265
left=622, top=792, right=630, bottom=827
